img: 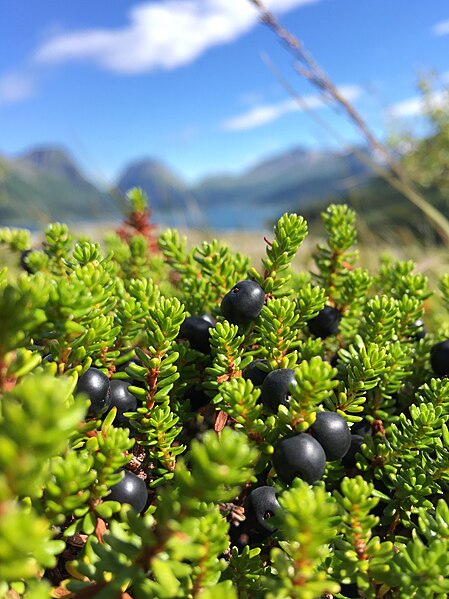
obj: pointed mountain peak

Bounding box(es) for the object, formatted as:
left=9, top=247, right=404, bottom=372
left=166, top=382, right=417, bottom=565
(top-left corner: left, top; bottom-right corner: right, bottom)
left=116, top=157, right=188, bottom=210
left=118, top=157, right=186, bottom=187
left=17, top=145, right=87, bottom=185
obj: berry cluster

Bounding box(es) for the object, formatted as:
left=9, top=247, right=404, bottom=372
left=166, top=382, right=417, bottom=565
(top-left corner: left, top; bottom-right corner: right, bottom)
left=76, top=366, right=138, bottom=425
left=273, top=412, right=350, bottom=484
left=216, top=282, right=350, bottom=544
left=75, top=367, right=146, bottom=510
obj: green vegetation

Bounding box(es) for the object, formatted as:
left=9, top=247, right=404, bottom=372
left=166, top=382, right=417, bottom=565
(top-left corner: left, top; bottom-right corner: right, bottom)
left=302, top=77, right=449, bottom=243
left=2, top=190, right=449, bottom=597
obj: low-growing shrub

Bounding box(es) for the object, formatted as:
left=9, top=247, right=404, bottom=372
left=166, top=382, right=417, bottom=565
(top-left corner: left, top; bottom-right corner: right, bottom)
left=1, top=190, right=449, bottom=598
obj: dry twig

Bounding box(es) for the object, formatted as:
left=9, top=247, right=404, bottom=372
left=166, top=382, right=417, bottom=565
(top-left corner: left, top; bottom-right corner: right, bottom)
left=248, top=0, right=449, bottom=242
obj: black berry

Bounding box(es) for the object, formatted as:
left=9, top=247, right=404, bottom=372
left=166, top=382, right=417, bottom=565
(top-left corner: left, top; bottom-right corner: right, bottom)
left=221, top=280, right=265, bottom=325
left=108, top=470, right=148, bottom=513
left=261, top=368, right=296, bottom=412
left=309, top=411, right=351, bottom=461
left=245, top=486, right=281, bottom=534
left=116, top=356, right=142, bottom=374
left=76, top=367, right=111, bottom=417
left=272, top=433, right=326, bottom=484
left=330, top=352, right=340, bottom=368
left=351, top=419, right=372, bottom=437
left=307, top=305, right=340, bottom=338
left=179, top=315, right=213, bottom=354
left=430, top=340, right=449, bottom=377
left=412, top=319, right=427, bottom=340
left=20, top=249, right=34, bottom=274
left=338, top=582, right=359, bottom=598
left=342, top=434, right=364, bottom=468
left=201, top=313, right=216, bottom=326
left=106, top=379, right=138, bottom=426
left=243, top=359, right=269, bottom=387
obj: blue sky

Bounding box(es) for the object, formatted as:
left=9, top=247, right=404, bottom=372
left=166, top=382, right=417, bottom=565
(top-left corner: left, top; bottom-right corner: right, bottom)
left=1, top=0, right=449, bottom=185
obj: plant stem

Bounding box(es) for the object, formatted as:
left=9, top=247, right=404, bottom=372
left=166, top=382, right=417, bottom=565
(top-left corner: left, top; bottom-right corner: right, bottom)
left=248, top=0, right=449, bottom=242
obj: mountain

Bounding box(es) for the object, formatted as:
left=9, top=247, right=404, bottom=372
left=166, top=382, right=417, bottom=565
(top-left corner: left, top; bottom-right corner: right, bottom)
left=193, top=147, right=369, bottom=204
left=116, top=158, right=190, bottom=211
left=0, top=147, right=123, bottom=228
left=18, top=147, right=90, bottom=186
left=0, top=144, right=373, bottom=230
left=114, top=146, right=372, bottom=229
left=188, top=147, right=371, bottom=228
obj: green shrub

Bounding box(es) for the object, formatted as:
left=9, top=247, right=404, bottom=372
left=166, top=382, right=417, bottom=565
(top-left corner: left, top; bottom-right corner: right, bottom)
left=1, top=193, right=449, bottom=598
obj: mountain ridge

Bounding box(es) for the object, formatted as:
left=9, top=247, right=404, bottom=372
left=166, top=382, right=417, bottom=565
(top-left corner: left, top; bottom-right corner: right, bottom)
left=0, top=146, right=123, bottom=228
left=0, top=144, right=373, bottom=230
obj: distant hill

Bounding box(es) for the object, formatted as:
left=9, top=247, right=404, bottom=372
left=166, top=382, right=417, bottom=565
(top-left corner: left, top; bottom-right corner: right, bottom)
left=0, top=147, right=123, bottom=228
left=192, top=147, right=369, bottom=205
left=19, top=147, right=91, bottom=186
left=0, top=144, right=373, bottom=230
left=115, top=147, right=374, bottom=229
left=116, top=158, right=189, bottom=211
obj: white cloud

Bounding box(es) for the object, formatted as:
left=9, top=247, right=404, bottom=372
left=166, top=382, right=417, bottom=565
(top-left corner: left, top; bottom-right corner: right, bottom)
left=0, top=72, right=35, bottom=105
left=238, top=90, right=266, bottom=106
left=222, top=84, right=363, bottom=130
left=388, top=90, right=448, bottom=118
left=431, top=19, right=449, bottom=36
left=33, top=0, right=319, bottom=74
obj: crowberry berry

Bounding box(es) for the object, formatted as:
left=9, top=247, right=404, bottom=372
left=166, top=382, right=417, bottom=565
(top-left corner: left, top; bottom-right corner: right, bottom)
left=107, top=379, right=137, bottom=426
left=430, top=340, right=449, bottom=377
left=108, top=470, right=148, bottom=513
left=261, top=368, right=296, bottom=412
left=245, top=486, right=281, bottom=534
left=221, top=280, right=265, bottom=324
left=342, top=434, right=364, bottom=468
left=76, top=367, right=111, bottom=417
left=272, top=433, right=326, bottom=484
left=179, top=315, right=214, bottom=354
left=243, top=359, right=269, bottom=387
left=309, top=411, right=351, bottom=461
left=307, top=305, right=340, bottom=338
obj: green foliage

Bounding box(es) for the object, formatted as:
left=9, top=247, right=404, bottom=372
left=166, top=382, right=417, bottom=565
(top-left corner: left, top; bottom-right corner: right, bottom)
left=0, top=273, right=49, bottom=357
left=213, top=377, right=265, bottom=443
left=3, top=203, right=449, bottom=598
left=255, top=290, right=327, bottom=368
left=332, top=476, right=394, bottom=596
left=0, top=374, right=84, bottom=499
left=204, top=320, right=248, bottom=397
left=393, top=76, right=449, bottom=195
left=0, top=226, right=31, bottom=251
left=313, top=204, right=358, bottom=307
left=250, top=212, right=308, bottom=296
left=158, top=229, right=250, bottom=315
left=266, top=480, right=339, bottom=598
left=127, top=187, right=149, bottom=214
left=278, top=357, right=337, bottom=433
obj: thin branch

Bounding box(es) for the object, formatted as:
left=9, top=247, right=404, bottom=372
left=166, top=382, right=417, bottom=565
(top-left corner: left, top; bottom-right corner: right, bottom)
left=248, top=0, right=449, bottom=242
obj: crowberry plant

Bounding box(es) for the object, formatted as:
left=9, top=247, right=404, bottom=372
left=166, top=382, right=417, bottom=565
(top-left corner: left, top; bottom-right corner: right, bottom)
left=2, top=194, right=449, bottom=598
